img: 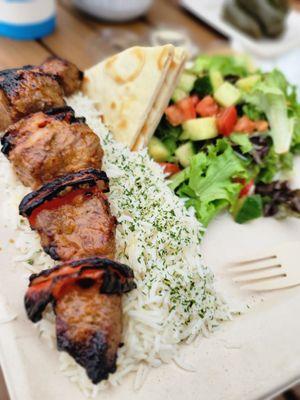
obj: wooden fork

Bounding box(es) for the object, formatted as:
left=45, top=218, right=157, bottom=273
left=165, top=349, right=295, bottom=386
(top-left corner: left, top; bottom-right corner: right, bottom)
left=229, top=242, right=300, bottom=291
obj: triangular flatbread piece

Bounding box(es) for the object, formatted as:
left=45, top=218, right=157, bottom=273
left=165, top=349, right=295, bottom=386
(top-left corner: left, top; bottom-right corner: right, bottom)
left=83, top=45, right=176, bottom=149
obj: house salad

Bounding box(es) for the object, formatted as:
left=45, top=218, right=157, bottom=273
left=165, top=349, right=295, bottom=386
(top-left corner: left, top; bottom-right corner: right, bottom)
left=149, top=54, right=300, bottom=226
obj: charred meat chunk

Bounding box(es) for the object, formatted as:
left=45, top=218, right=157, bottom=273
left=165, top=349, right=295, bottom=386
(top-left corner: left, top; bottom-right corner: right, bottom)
left=1, top=107, right=103, bottom=189
left=39, top=56, right=83, bottom=96
left=19, top=169, right=116, bottom=261
left=25, top=257, right=136, bottom=383
left=0, top=67, right=65, bottom=132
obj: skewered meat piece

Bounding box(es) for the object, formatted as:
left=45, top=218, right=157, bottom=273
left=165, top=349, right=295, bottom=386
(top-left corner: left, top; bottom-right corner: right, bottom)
left=1, top=107, right=103, bottom=189
left=0, top=57, right=83, bottom=132
left=39, top=56, right=83, bottom=96
left=0, top=67, right=65, bottom=132
left=25, top=257, right=136, bottom=383
left=19, top=169, right=116, bottom=261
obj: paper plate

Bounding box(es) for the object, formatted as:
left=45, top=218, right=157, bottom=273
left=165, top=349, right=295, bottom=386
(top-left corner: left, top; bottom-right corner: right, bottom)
left=0, top=157, right=300, bottom=400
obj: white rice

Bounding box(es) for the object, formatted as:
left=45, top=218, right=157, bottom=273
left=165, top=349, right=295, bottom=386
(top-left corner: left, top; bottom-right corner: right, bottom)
left=0, top=93, right=231, bottom=397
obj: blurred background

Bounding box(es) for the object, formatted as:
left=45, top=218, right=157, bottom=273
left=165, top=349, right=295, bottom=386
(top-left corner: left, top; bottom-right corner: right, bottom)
left=0, top=0, right=300, bottom=399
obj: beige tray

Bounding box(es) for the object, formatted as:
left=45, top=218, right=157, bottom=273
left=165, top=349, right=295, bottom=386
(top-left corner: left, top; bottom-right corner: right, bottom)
left=0, top=158, right=300, bottom=400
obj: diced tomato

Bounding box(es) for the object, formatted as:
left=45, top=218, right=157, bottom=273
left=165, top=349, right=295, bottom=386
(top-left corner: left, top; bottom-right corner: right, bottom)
left=234, top=116, right=256, bottom=134
left=217, top=106, right=238, bottom=136
left=196, top=95, right=219, bottom=117
left=190, top=95, right=199, bottom=106
left=255, top=120, right=269, bottom=132
left=239, top=179, right=254, bottom=198
left=165, top=104, right=184, bottom=126
left=158, top=162, right=181, bottom=177
left=165, top=97, right=198, bottom=126
left=177, top=97, right=197, bottom=121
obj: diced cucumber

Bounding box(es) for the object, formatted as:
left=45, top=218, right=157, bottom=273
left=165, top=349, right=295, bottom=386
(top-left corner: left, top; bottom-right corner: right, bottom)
left=182, top=117, right=218, bottom=141
left=177, top=72, right=197, bottom=93
left=210, top=69, right=223, bottom=92
left=234, top=195, right=263, bottom=224
left=236, top=75, right=261, bottom=92
left=172, top=88, right=187, bottom=103
left=214, top=82, right=241, bottom=107
left=179, top=130, right=190, bottom=141
left=175, top=142, right=195, bottom=167
left=148, top=137, right=170, bottom=162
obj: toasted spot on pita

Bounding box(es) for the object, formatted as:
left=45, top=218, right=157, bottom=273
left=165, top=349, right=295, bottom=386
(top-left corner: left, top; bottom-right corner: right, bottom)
left=110, top=101, right=116, bottom=110
left=140, top=123, right=148, bottom=135
left=170, top=60, right=177, bottom=70
left=105, top=48, right=145, bottom=84
left=117, top=118, right=128, bottom=130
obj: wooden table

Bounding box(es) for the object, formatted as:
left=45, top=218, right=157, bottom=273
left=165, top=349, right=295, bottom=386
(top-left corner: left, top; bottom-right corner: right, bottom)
left=0, top=1, right=299, bottom=399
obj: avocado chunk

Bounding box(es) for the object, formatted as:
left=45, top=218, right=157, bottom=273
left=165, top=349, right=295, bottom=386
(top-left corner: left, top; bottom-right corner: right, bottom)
left=214, top=81, right=241, bottom=107
left=172, top=88, right=187, bottom=103
left=175, top=142, right=195, bottom=167
left=236, top=75, right=260, bottom=92
left=177, top=72, right=197, bottom=93
left=182, top=117, right=218, bottom=141
left=234, top=194, right=263, bottom=224
left=148, top=137, right=170, bottom=162
left=210, top=69, right=224, bottom=92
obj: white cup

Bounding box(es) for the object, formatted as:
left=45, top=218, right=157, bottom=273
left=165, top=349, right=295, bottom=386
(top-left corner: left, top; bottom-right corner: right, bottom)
left=73, top=0, right=153, bottom=22
left=0, top=0, right=56, bottom=40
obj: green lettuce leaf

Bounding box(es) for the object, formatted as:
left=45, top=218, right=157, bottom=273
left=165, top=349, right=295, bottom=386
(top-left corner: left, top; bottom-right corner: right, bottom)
left=244, top=69, right=295, bottom=154
left=191, top=54, right=252, bottom=77
left=242, top=103, right=265, bottom=121
left=170, top=139, right=248, bottom=226
left=230, top=133, right=253, bottom=154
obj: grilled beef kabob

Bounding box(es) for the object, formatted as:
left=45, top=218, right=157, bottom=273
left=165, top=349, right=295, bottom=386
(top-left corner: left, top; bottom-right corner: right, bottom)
left=25, top=257, right=135, bottom=383
left=19, top=169, right=116, bottom=261
left=0, top=58, right=136, bottom=383
left=1, top=107, right=103, bottom=189
left=0, top=56, right=82, bottom=132
left=19, top=169, right=136, bottom=383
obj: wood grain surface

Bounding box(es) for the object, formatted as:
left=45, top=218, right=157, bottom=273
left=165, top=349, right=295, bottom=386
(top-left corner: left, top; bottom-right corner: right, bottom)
left=0, top=1, right=299, bottom=399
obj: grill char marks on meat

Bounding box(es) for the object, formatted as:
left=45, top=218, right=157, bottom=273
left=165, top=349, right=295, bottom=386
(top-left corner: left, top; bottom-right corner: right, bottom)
left=0, top=57, right=83, bottom=132
left=0, top=68, right=65, bottom=131
left=25, top=257, right=136, bottom=383
left=1, top=107, right=103, bottom=189
left=39, top=56, right=83, bottom=96
left=19, top=169, right=116, bottom=261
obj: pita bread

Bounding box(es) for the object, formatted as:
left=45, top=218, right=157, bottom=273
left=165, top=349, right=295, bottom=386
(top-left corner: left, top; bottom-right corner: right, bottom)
left=83, top=45, right=177, bottom=149
left=83, top=46, right=187, bottom=149
left=132, top=47, right=187, bottom=151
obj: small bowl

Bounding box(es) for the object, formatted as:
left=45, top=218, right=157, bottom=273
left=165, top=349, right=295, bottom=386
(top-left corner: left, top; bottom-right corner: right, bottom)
left=73, top=0, right=153, bottom=22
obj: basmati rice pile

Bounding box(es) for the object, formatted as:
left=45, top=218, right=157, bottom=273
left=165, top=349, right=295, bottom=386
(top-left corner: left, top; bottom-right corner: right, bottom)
left=0, top=93, right=231, bottom=398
